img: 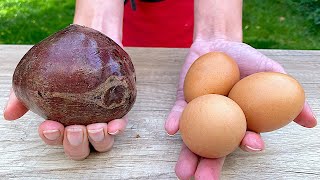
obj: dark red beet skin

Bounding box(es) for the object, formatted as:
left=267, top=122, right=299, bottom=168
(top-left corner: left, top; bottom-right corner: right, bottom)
left=13, top=24, right=137, bottom=126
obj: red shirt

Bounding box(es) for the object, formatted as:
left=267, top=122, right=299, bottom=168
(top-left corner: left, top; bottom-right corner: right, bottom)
left=123, top=0, right=194, bottom=48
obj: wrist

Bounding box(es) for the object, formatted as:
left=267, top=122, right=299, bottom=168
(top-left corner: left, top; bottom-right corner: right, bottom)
left=193, top=29, right=242, bottom=43
left=193, top=0, right=243, bottom=43
left=73, top=0, right=123, bottom=45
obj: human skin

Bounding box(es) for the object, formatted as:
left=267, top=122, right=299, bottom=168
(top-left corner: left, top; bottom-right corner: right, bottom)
left=3, top=0, right=317, bottom=178
left=164, top=0, right=317, bottom=179
left=3, top=0, right=127, bottom=160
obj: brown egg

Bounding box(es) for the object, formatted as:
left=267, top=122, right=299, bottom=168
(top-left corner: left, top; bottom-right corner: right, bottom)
left=179, top=94, right=247, bottom=158
left=228, top=72, right=305, bottom=133
left=183, top=52, right=240, bottom=102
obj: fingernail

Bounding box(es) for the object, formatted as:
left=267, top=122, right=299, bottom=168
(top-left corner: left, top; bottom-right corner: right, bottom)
left=43, top=129, right=60, bottom=141
left=88, top=128, right=104, bottom=142
left=108, top=130, right=119, bottom=135
left=166, top=132, right=175, bottom=137
left=67, top=128, right=83, bottom=146
left=244, top=145, right=262, bottom=152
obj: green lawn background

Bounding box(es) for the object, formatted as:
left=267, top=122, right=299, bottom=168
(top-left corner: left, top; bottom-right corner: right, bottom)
left=0, top=0, right=319, bottom=49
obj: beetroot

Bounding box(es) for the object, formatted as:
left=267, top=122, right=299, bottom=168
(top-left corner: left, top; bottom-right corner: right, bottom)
left=13, top=24, right=136, bottom=126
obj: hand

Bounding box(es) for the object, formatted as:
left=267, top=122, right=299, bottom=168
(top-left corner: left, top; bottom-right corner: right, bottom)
left=4, top=89, right=128, bottom=160
left=165, top=39, right=317, bottom=179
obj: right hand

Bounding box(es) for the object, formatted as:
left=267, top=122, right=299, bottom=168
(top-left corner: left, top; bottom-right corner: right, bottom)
left=4, top=89, right=128, bottom=160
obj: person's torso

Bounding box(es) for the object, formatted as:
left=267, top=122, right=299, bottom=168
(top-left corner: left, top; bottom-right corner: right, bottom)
left=123, top=0, right=194, bottom=47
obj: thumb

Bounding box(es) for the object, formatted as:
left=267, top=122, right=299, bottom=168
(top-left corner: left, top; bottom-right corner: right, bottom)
left=165, top=99, right=187, bottom=135
left=3, top=89, right=28, bottom=120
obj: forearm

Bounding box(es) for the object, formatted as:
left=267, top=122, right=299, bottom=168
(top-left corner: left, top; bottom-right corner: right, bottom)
left=73, top=0, right=124, bottom=45
left=194, top=0, right=243, bottom=42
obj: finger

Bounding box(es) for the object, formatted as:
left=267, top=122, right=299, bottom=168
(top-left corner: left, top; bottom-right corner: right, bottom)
left=3, top=89, right=28, bottom=120
left=240, top=131, right=265, bottom=152
left=38, top=120, right=64, bottom=145
left=107, top=116, right=128, bottom=135
left=175, top=144, right=198, bottom=180
left=263, top=59, right=286, bottom=74
left=164, top=50, right=191, bottom=136
left=294, top=102, right=317, bottom=128
left=63, top=125, right=90, bottom=160
left=194, top=157, right=225, bottom=180
left=165, top=99, right=187, bottom=135
left=87, top=123, right=114, bottom=152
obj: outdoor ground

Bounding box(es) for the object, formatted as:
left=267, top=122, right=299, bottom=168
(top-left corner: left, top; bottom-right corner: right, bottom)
left=0, top=0, right=319, bottom=49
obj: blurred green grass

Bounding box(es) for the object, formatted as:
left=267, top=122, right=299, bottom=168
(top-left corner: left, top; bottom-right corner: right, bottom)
left=243, top=0, right=320, bottom=49
left=0, top=0, right=75, bottom=44
left=0, top=0, right=319, bottom=49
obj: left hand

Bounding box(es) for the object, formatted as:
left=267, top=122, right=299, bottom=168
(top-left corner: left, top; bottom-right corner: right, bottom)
left=165, top=39, right=317, bottom=179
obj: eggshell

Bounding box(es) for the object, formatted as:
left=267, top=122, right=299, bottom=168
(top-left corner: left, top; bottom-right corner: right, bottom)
left=183, top=52, right=240, bottom=102
left=228, top=72, right=305, bottom=133
left=179, top=94, right=247, bottom=158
